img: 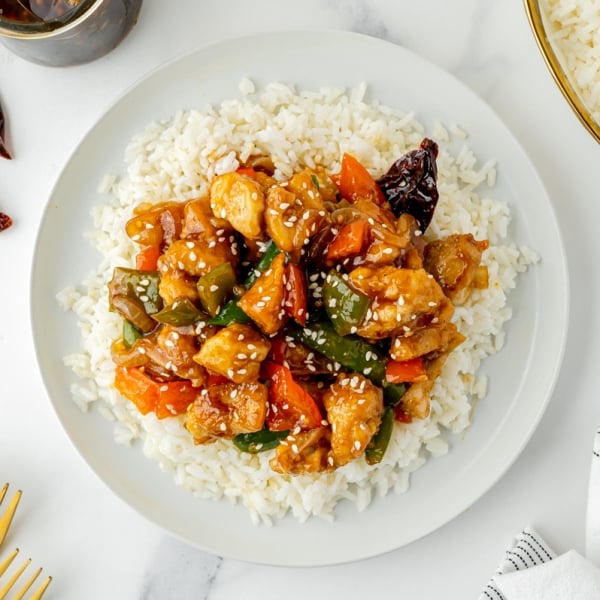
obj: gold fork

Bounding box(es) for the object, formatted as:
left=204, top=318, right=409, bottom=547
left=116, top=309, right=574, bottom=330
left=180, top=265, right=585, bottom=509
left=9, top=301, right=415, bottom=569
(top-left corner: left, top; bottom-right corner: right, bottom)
left=0, top=549, right=51, bottom=600
left=0, top=485, right=22, bottom=548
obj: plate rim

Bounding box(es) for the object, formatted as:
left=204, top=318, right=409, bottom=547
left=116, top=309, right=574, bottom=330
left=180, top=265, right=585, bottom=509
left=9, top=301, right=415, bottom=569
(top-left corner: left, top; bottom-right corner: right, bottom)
left=30, top=29, right=570, bottom=566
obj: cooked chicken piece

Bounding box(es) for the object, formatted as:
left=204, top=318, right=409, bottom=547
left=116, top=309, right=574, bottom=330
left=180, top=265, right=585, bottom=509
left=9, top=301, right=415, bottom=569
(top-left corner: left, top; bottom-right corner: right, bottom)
left=158, top=237, right=237, bottom=278
left=285, top=169, right=329, bottom=207
left=237, top=253, right=287, bottom=335
left=155, top=325, right=206, bottom=382
left=185, top=381, right=268, bottom=442
left=210, top=171, right=265, bottom=239
left=323, top=373, right=384, bottom=467
left=264, top=174, right=326, bottom=254
left=400, top=380, right=432, bottom=420
left=126, top=200, right=185, bottom=248
left=348, top=266, right=449, bottom=339
left=181, top=196, right=233, bottom=239
left=157, top=266, right=200, bottom=306
left=270, top=428, right=332, bottom=474
left=390, top=321, right=462, bottom=361
left=398, top=213, right=426, bottom=269
left=193, top=323, right=271, bottom=384
left=400, top=325, right=466, bottom=419
left=423, top=234, right=489, bottom=304
left=271, top=336, right=335, bottom=377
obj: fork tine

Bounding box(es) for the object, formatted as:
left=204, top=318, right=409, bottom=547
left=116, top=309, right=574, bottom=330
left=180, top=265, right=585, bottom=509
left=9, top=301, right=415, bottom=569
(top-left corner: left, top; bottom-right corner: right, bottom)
left=0, top=485, right=22, bottom=547
left=0, top=549, right=51, bottom=600
left=0, top=551, right=30, bottom=600
left=24, top=575, right=51, bottom=600
left=0, top=549, right=18, bottom=578
left=12, top=567, right=51, bottom=600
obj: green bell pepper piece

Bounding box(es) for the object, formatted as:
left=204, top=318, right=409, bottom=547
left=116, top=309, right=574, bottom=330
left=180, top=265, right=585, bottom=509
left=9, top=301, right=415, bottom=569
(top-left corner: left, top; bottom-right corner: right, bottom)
left=291, top=322, right=407, bottom=406
left=291, top=321, right=386, bottom=384
left=232, top=427, right=290, bottom=453
left=108, top=267, right=163, bottom=316
left=208, top=240, right=281, bottom=326
left=152, top=298, right=204, bottom=326
left=322, top=269, right=370, bottom=336
left=197, top=262, right=237, bottom=316
left=122, top=320, right=143, bottom=348
left=207, top=299, right=251, bottom=326
left=244, top=240, right=281, bottom=288
left=365, top=406, right=394, bottom=465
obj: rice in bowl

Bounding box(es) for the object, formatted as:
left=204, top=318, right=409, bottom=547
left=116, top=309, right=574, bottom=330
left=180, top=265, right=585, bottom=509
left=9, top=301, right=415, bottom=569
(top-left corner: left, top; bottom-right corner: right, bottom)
left=58, top=80, right=538, bottom=525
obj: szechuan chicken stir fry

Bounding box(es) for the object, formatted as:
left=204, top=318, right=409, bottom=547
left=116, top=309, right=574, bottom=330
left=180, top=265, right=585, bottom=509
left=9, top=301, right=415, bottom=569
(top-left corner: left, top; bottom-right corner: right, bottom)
left=109, top=138, right=489, bottom=474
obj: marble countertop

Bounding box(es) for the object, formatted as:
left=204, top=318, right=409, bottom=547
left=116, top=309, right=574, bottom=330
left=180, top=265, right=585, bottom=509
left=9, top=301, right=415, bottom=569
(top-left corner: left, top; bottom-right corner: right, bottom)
left=0, top=0, right=598, bottom=598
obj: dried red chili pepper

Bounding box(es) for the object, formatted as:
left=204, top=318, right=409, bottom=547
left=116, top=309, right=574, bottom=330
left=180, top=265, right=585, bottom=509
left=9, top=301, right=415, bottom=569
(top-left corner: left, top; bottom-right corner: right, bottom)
left=0, top=99, right=13, bottom=160
left=377, top=137, right=439, bottom=232
left=0, top=212, right=13, bottom=232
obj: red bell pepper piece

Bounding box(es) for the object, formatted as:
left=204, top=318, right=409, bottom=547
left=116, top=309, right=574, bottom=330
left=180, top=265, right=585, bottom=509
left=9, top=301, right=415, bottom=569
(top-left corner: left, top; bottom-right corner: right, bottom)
left=264, top=362, right=322, bottom=431
left=236, top=166, right=258, bottom=178
left=114, top=366, right=199, bottom=419
left=394, top=405, right=413, bottom=423
left=385, top=357, right=427, bottom=384
left=135, top=245, right=161, bottom=271
left=326, top=219, right=368, bottom=261
left=283, top=263, right=308, bottom=326
left=332, top=152, right=386, bottom=205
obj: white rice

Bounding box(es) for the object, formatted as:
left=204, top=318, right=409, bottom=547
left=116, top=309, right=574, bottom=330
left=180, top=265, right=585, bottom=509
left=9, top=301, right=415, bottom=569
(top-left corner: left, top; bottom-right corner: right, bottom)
left=58, top=80, right=538, bottom=525
left=541, top=0, right=600, bottom=123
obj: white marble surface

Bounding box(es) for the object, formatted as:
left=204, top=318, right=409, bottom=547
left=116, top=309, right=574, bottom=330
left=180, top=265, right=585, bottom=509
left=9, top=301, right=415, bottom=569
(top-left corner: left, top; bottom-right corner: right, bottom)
left=0, top=0, right=598, bottom=598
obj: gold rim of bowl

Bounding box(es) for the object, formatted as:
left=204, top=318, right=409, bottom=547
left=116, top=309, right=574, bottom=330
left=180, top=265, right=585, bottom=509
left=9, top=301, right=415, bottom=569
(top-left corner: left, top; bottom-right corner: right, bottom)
left=524, top=0, right=600, bottom=143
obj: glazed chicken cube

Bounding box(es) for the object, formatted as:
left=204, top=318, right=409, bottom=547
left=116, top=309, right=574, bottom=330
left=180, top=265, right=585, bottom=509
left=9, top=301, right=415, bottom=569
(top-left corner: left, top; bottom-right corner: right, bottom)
left=158, top=237, right=237, bottom=278
left=193, top=323, right=271, bottom=384
left=390, top=321, right=462, bottom=361
left=237, top=253, right=287, bottom=335
left=264, top=172, right=326, bottom=254
left=181, top=196, right=233, bottom=239
left=323, top=373, right=384, bottom=467
left=125, top=200, right=185, bottom=248
left=157, top=266, right=200, bottom=306
left=348, top=266, right=449, bottom=339
left=185, top=381, right=268, bottom=443
left=270, top=428, right=332, bottom=475
left=155, top=325, right=206, bottom=382
left=210, top=171, right=265, bottom=239
left=423, top=234, right=489, bottom=304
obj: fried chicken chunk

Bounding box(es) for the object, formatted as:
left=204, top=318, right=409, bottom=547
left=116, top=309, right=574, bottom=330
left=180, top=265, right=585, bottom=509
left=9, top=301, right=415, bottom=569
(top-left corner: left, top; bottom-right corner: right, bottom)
left=270, top=428, right=332, bottom=475
left=324, top=373, right=384, bottom=467
left=423, top=234, right=489, bottom=304
left=348, top=266, right=449, bottom=339
left=185, top=381, right=268, bottom=443
left=193, top=323, right=271, bottom=384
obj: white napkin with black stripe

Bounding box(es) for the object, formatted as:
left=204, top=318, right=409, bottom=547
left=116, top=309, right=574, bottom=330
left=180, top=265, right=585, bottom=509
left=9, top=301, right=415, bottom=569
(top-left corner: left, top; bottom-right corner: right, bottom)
left=479, top=429, right=600, bottom=600
left=585, top=428, right=600, bottom=564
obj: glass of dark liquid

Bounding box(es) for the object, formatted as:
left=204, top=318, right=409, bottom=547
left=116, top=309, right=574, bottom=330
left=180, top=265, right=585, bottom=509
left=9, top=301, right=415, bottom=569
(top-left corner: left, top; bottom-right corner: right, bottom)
left=0, top=0, right=142, bottom=66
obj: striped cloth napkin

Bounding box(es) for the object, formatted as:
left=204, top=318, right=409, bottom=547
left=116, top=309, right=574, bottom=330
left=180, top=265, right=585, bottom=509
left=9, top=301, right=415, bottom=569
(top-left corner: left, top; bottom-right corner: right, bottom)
left=479, top=429, right=600, bottom=600
left=586, top=428, right=600, bottom=564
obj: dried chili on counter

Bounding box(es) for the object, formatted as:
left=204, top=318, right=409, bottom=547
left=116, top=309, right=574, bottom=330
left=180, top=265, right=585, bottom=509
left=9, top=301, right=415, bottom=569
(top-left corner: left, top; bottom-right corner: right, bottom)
left=0, top=212, right=13, bottom=232
left=0, top=98, right=12, bottom=160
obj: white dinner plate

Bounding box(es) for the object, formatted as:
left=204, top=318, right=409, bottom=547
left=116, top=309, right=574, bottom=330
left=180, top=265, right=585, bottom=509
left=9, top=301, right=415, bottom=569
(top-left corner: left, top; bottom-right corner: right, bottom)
left=31, top=30, right=568, bottom=566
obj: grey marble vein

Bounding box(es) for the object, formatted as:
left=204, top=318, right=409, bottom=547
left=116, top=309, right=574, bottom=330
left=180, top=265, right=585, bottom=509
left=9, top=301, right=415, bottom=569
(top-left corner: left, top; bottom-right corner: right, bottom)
left=139, top=536, right=222, bottom=600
